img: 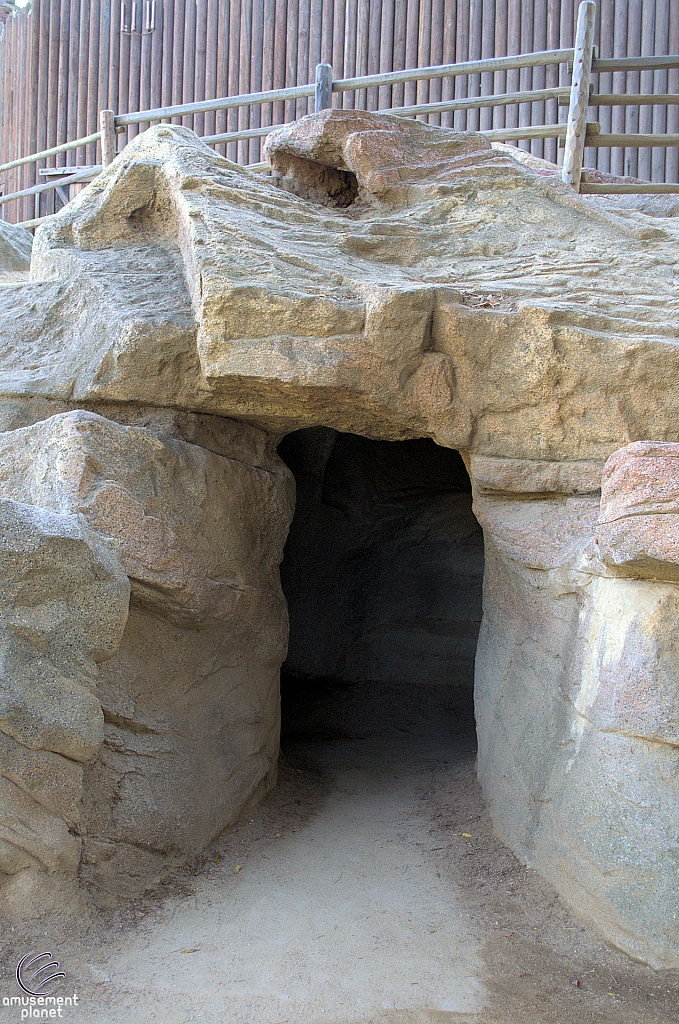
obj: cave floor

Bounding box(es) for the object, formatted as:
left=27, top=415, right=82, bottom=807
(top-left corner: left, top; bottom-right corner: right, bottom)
left=7, top=680, right=679, bottom=1024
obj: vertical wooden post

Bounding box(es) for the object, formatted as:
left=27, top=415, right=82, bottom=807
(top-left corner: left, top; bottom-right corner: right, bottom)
left=100, top=108, right=116, bottom=165
left=366, top=0, right=381, bottom=111
left=355, top=0, right=369, bottom=108
left=315, top=61, right=332, bottom=111
left=56, top=0, right=71, bottom=167
left=284, top=0, right=298, bottom=124
left=561, top=0, right=596, bottom=189
left=343, top=0, right=358, bottom=109
left=86, top=0, right=101, bottom=155
left=332, top=0, right=346, bottom=108
left=297, top=0, right=311, bottom=116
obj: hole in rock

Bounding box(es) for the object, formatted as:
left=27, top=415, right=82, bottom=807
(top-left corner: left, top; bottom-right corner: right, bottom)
left=274, top=156, right=360, bottom=208
left=277, top=428, right=484, bottom=766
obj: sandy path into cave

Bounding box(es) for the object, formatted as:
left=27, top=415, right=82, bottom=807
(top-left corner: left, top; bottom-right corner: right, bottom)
left=5, top=681, right=679, bottom=1024
left=76, top=684, right=484, bottom=1024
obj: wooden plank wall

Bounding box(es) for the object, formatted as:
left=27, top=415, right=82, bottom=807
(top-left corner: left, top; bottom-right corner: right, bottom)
left=1, top=0, right=678, bottom=222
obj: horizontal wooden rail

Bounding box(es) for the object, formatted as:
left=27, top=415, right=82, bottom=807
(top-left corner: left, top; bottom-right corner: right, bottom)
left=115, top=52, right=575, bottom=127
left=481, top=124, right=568, bottom=141
left=200, top=88, right=573, bottom=145
left=580, top=182, right=679, bottom=193
left=16, top=216, right=48, bottom=228
left=591, top=94, right=679, bottom=105
left=584, top=133, right=679, bottom=147
left=6, top=42, right=679, bottom=216
left=386, top=87, right=571, bottom=119
left=591, top=55, right=679, bottom=72
left=333, top=49, right=575, bottom=93
left=115, top=84, right=316, bottom=127
left=0, top=166, right=102, bottom=207
left=202, top=125, right=277, bottom=145
left=0, top=132, right=102, bottom=175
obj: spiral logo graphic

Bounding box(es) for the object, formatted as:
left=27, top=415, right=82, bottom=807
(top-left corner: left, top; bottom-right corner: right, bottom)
left=16, top=952, right=66, bottom=997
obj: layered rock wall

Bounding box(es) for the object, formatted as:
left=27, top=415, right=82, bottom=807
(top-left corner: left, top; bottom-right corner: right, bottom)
left=472, top=442, right=679, bottom=968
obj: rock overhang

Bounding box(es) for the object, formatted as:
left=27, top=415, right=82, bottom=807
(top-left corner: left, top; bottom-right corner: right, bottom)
left=0, top=110, right=677, bottom=468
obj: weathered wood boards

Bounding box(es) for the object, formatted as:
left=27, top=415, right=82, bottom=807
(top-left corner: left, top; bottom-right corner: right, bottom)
left=1, top=0, right=679, bottom=223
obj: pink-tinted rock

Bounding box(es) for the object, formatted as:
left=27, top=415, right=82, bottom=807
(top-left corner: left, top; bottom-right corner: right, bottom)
left=264, top=108, right=493, bottom=206
left=597, top=441, right=679, bottom=579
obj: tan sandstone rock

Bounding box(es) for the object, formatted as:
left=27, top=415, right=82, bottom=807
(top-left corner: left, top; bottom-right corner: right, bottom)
left=0, top=497, right=129, bottom=889
left=0, top=410, right=294, bottom=893
left=0, top=112, right=675, bottom=461
left=0, top=219, right=32, bottom=274
left=1, top=111, right=679, bottom=963
left=474, top=480, right=679, bottom=968
left=597, top=440, right=679, bottom=579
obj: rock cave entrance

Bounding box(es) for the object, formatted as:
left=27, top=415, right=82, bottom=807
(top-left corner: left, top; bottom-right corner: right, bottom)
left=276, top=428, right=484, bottom=751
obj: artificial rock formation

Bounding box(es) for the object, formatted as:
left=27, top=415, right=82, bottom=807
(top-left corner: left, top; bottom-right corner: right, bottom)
left=0, top=108, right=678, bottom=964
left=0, top=220, right=32, bottom=278
left=0, top=408, right=293, bottom=895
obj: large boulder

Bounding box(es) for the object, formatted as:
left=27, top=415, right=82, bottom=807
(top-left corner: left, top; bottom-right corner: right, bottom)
left=597, top=440, right=679, bottom=579
left=473, top=448, right=679, bottom=969
left=0, top=112, right=676, bottom=462
left=0, top=498, right=129, bottom=890
left=0, top=410, right=294, bottom=894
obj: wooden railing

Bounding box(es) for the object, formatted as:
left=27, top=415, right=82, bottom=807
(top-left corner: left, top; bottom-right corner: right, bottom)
left=2, top=1, right=678, bottom=227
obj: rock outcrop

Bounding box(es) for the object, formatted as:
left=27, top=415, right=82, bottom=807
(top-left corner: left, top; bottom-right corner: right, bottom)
left=0, top=410, right=293, bottom=896
left=0, top=496, right=128, bottom=891
left=0, top=109, right=678, bottom=964
left=0, top=219, right=32, bottom=275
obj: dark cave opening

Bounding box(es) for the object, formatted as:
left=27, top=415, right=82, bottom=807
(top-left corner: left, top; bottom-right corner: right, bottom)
left=276, top=428, right=484, bottom=749
left=272, top=155, right=360, bottom=208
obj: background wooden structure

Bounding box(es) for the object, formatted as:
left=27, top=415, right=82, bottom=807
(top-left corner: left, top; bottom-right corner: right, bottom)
left=1, top=0, right=678, bottom=222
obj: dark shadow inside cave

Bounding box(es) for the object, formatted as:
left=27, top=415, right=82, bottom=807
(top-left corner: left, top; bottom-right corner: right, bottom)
left=276, top=428, right=484, bottom=753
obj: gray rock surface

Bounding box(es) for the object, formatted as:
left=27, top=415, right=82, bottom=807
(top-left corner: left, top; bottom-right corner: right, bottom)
left=0, top=497, right=128, bottom=889
left=473, top=466, right=679, bottom=968
left=0, top=410, right=294, bottom=894
left=0, top=219, right=32, bottom=274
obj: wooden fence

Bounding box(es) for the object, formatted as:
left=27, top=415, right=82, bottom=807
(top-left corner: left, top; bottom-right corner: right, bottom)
left=1, top=0, right=678, bottom=222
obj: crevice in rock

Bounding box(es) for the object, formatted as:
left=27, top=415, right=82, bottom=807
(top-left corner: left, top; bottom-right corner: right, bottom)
left=272, top=155, right=361, bottom=209
left=101, top=708, right=163, bottom=736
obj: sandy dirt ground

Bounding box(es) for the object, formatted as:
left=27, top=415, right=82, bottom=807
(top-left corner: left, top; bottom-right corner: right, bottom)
left=1, top=678, right=678, bottom=1024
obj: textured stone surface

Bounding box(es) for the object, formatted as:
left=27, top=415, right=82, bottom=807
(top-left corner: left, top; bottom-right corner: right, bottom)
left=0, top=112, right=677, bottom=461
left=0, top=219, right=32, bottom=274
left=0, top=497, right=129, bottom=884
left=474, top=483, right=679, bottom=968
left=597, top=441, right=679, bottom=579
left=264, top=108, right=491, bottom=206
left=0, top=410, right=294, bottom=894
left=0, top=111, right=679, bottom=962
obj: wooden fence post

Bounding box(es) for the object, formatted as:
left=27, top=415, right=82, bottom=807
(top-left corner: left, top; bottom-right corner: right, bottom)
left=561, top=0, right=596, bottom=190
left=315, top=63, right=333, bottom=112
left=100, top=109, right=117, bottom=166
